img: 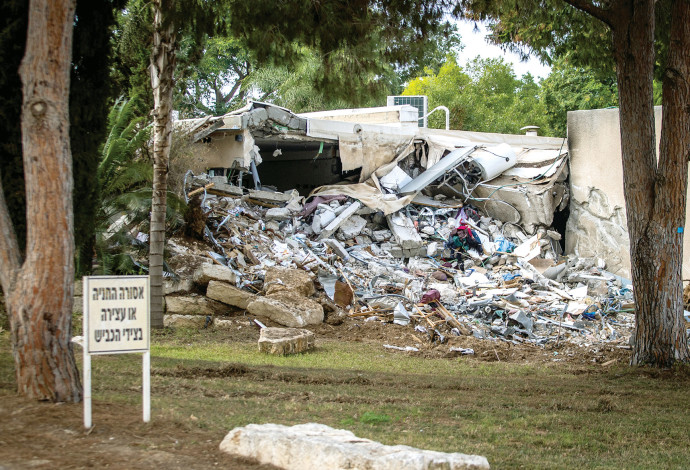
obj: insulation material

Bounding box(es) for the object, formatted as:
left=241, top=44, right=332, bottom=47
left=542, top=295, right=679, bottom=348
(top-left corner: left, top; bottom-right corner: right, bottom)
left=337, top=132, right=414, bottom=182
left=311, top=177, right=416, bottom=216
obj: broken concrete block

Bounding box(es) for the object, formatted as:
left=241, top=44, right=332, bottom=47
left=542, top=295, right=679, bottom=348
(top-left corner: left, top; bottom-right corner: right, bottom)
left=323, top=238, right=350, bottom=260
left=248, top=189, right=296, bottom=204
left=164, top=314, right=209, bottom=328
left=247, top=291, right=324, bottom=327
left=207, top=182, right=243, bottom=197
left=312, top=209, right=337, bottom=233
left=206, top=280, right=257, bottom=309
left=266, top=105, right=292, bottom=126
left=318, top=201, right=362, bottom=239
left=164, top=278, right=195, bottom=295
left=258, top=327, right=316, bottom=355
left=355, top=235, right=372, bottom=246
left=165, top=294, right=231, bottom=316
left=386, top=213, right=423, bottom=251
left=219, top=423, right=490, bottom=470
left=287, top=116, right=307, bottom=130
left=265, top=207, right=292, bottom=221
left=264, top=266, right=315, bottom=297
left=193, top=264, right=237, bottom=287
left=246, top=108, right=268, bottom=127
left=372, top=229, right=392, bottom=242
left=337, top=214, right=367, bottom=239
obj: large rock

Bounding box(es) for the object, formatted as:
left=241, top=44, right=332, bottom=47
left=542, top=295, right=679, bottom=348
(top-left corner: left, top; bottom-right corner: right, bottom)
left=219, top=423, right=490, bottom=470
left=164, top=278, right=195, bottom=295
left=264, top=267, right=315, bottom=297
left=247, top=291, right=324, bottom=327
left=258, top=327, right=315, bottom=355
left=265, top=207, right=292, bottom=221
left=164, top=314, right=209, bottom=328
left=193, top=264, right=237, bottom=286
left=206, top=281, right=257, bottom=309
left=165, top=294, right=231, bottom=316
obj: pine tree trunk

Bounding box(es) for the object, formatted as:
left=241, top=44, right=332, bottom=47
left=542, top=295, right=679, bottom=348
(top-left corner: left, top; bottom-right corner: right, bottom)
left=149, top=1, right=177, bottom=329
left=612, top=0, right=690, bottom=366
left=2, top=0, right=82, bottom=401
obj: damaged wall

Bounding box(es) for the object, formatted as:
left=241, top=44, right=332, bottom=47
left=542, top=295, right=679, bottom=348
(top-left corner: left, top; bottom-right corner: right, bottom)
left=565, top=107, right=689, bottom=279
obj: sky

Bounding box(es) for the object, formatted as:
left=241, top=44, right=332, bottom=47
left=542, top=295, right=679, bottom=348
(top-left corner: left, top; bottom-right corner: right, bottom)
left=455, top=20, right=552, bottom=79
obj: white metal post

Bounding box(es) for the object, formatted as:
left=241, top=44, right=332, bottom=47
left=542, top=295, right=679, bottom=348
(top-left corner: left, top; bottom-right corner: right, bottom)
left=143, top=351, right=150, bottom=422
left=83, top=278, right=92, bottom=429
left=83, top=347, right=92, bottom=429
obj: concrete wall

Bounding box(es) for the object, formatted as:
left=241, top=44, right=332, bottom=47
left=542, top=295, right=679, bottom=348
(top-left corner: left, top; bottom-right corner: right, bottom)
left=566, top=106, right=690, bottom=279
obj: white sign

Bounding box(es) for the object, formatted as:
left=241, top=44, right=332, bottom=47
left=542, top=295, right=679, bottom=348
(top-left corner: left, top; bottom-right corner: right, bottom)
left=82, top=275, right=151, bottom=428
left=84, top=275, right=150, bottom=354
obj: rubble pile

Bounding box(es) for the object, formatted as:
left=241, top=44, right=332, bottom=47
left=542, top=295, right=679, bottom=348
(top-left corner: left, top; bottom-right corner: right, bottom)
left=157, top=171, right=641, bottom=356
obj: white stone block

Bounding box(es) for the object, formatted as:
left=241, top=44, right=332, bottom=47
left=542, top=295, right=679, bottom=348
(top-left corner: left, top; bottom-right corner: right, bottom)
left=219, top=423, right=489, bottom=470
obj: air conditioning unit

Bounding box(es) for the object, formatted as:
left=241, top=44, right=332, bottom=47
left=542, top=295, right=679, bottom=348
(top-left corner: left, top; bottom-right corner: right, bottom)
left=387, top=95, right=428, bottom=127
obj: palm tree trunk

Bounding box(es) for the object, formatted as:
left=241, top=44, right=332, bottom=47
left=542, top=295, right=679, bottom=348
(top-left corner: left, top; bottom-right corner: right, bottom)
left=148, top=0, right=177, bottom=328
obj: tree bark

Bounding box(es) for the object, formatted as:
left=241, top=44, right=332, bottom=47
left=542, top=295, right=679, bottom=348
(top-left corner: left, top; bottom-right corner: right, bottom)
left=0, top=0, right=82, bottom=401
left=149, top=0, right=177, bottom=328
left=611, top=0, right=690, bottom=366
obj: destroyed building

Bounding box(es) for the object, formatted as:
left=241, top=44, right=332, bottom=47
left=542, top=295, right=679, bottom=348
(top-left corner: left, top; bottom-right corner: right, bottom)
left=182, top=101, right=569, bottom=241
left=116, top=99, right=679, bottom=357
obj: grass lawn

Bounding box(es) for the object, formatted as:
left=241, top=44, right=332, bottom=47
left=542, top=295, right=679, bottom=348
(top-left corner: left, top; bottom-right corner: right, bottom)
left=1, top=327, right=689, bottom=469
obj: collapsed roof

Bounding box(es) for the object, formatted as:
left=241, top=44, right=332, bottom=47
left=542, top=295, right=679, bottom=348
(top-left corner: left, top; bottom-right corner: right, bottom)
left=179, top=101, right=569, bottom=235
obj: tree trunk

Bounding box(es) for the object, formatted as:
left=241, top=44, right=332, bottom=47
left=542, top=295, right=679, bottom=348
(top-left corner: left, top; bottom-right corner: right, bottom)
left=612, top=0, right=690, bottom=366
left=149, top=1, right=177, bottom=328
left=0, top=0, right=82, bottom=401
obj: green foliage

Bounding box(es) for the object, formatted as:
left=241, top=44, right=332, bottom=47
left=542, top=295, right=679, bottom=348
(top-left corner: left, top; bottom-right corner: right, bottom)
left=539, top=55, right=619, bottom=136
left=247, top=48, right=379, bottom=112
left=111, top=0, right=154, bottom=109
left=404, top=56, right=551, bottom=135
left=456, top=0, right=673, bottom=83
left=89, top=97, right=186, bottom=276
left=227, top=0, right=451, bottom=103
left=175, top=36, right=253, bottom=117
left=359, top=411, right=392, bottom=425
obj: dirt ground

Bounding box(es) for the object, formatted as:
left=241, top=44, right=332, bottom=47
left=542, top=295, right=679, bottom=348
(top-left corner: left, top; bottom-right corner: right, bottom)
left=0, top=311, right=633, bottom=470
left=0, top=394, right=281, bottom=470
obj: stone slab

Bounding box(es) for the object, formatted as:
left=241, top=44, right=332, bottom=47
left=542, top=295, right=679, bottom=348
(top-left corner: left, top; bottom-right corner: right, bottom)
left=247, top=291, right=324, bottom=327
left=264, top=267, right=315, bottom=297
left=165, top=294, right=231, bottom=316
left=164, top=278, right=195, bottom=295
left=206, top=281, right=256, bottom=309
left=193, top=264, right=238, bottom=287
left=219, top=423, right=489, bottom=470
left=258, top=327, right=315, bottom=355
left=386, top=213, right=423, bottom=251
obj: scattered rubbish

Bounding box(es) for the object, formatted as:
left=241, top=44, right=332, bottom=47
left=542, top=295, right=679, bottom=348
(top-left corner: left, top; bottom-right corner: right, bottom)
left=132, top=102, right=649, bottom=357
left=383, top=344, right=420, bottom=352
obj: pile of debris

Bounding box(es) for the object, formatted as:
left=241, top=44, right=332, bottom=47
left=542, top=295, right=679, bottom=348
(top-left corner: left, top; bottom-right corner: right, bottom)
left=159, top=170, right=639, bottom=355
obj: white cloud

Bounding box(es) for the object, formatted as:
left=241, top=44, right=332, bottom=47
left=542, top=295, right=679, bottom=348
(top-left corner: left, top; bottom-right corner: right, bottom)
left=455, top=20, right=551, bottom=79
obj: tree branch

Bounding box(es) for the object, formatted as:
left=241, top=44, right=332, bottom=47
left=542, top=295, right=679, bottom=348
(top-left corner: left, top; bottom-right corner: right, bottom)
left=562, top=0, right=615, bottom=27
left=0, top=175, right=22, bottom=294
left=222, top=74, right=246, bottom=104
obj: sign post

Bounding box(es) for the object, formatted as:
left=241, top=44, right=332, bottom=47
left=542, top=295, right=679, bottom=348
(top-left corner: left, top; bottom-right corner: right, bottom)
left=83, top=275, right=150, bottom=428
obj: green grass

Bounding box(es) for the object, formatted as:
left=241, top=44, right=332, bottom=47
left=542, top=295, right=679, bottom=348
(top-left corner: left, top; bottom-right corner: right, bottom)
left=2, top=328, right=690, bottom=469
